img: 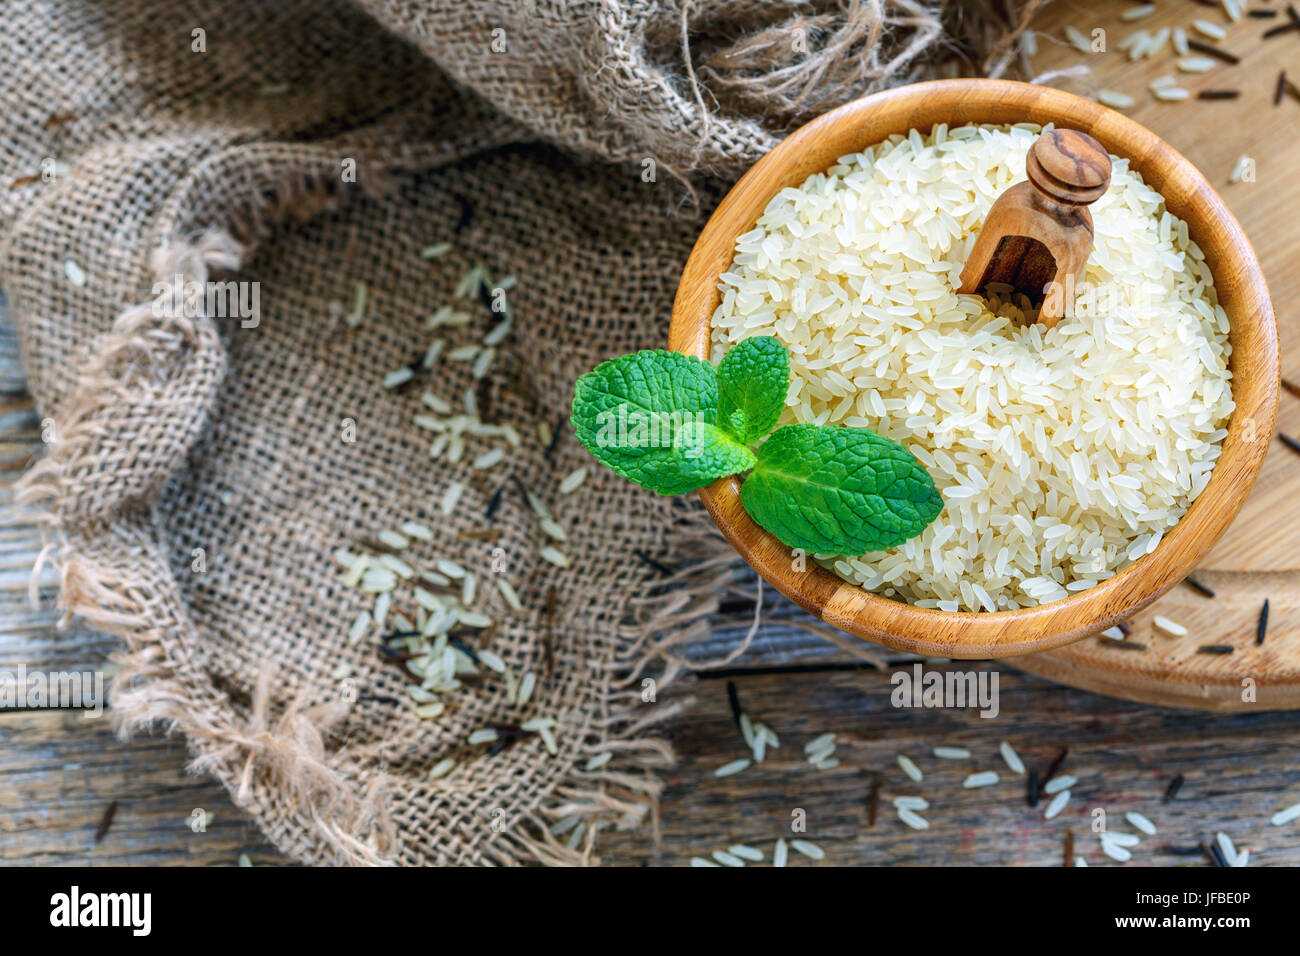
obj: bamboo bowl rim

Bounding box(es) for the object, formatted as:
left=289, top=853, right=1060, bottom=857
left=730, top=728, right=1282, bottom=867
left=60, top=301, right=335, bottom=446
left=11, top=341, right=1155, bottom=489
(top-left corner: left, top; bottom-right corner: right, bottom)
left=668, top=79, right=1279, bottom=660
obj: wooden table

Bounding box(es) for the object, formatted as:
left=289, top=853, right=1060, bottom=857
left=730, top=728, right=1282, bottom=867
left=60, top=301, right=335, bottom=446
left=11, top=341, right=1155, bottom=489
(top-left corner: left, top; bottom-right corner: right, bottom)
left=4, top=0, right=1300, bottom=866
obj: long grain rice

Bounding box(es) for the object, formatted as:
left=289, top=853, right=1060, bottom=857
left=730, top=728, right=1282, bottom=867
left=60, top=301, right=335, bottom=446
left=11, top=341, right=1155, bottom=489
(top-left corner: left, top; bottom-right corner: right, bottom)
left=711, top=124, right=1233, bottom=611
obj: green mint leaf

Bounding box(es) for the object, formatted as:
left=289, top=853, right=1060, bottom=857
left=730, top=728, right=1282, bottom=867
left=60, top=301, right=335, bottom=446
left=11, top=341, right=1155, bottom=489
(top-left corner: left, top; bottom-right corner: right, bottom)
left=716, top=336, right=790, bottom=445
left=740, top=424, right=943, bottom=554
left=570, top=350, right=756, bottom=495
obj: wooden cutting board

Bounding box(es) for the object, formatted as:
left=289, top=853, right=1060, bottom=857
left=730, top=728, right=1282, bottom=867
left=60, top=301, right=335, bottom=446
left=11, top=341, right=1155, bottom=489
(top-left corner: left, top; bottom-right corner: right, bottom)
left=1012, top=1, right=1300, bottom=708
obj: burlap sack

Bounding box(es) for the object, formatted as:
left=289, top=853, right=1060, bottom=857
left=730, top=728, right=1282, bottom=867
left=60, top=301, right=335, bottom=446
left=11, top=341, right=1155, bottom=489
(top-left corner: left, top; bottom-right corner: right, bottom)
left=3, top=0, right=1026, bottom=864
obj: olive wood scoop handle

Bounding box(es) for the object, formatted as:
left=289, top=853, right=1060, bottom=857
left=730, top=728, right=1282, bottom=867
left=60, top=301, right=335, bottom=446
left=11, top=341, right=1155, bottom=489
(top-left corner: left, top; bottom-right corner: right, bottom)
left=957, top=129, right=1112, bottom=329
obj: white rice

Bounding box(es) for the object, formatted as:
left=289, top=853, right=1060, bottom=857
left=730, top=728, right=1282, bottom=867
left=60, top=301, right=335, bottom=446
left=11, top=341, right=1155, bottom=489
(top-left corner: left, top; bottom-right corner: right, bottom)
left=715, top=758, right=751, bottom=778
left=773, top=838, right=789, bottom=867
left=1121, top=4, right=1156, bottom=21
left=999, top=741, right=1025, bottom=774
left=1270, top=803, right=1300, bottom=827
left=790, top=839, right=825, bottom=860
left=1044, top=789, right=1071, bottom=820
left=382, top=368, right=414, bottom=389
left=893, top=796, right=929, bottom=811
left=897, top=807, right=929, bottom=830
left=710, top=123, right=1233, bottom=610
left=347, top=611, right=371, bottom=646
left=1215, top=830, right=1238, bottom=864
left=1064, top=25, right=1091, bottom=53
left=1193, top=19, right=1226, bottom=40
left=1153, top=615, right=1188, bottom=637
left=1097, top=89, right=1135, bottom=110
left=1125, top=811, right=1157, bottom=835
left=897, top=754, right=923, bottom=782
left=933, top=746, right=970, bottom=759
left=1043, top=774, right=1076, bottom=794
left=559, top=467, right=589, bottom=494
left=1100, top=839, right=1132, bottom=862
left=963, top=771, right=999, bottom=788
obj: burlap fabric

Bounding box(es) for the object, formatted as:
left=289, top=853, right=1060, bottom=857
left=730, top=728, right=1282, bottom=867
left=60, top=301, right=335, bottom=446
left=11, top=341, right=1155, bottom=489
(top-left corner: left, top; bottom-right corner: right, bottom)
left=3, top=0, right=1025, bottom=864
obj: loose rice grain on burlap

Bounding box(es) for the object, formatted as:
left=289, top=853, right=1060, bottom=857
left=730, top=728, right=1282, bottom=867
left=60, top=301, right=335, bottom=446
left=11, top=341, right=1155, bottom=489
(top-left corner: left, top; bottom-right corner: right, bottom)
left=2, top=0, right=1029, bottom=864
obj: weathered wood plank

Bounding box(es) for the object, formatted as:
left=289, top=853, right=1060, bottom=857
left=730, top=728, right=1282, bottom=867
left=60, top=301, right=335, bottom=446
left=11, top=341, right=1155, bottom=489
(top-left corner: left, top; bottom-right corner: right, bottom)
left=597, top=666, right=1300, bottom=866
left=0, top=710, right=283, bottom=866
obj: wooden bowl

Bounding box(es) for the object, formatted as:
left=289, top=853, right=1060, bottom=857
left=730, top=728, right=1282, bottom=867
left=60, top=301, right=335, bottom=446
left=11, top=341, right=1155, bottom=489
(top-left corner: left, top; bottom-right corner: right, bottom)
left=668, top=79, right=1279, bottom=660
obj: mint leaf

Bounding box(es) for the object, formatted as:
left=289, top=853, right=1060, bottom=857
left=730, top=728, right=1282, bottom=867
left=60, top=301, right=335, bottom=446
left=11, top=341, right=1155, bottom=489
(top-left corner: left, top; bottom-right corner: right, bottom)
left=716, top=336, right=789, bottom=445
left=740, top=424, right=943, bottom=554
left=571, top=350, right=756, bottom=495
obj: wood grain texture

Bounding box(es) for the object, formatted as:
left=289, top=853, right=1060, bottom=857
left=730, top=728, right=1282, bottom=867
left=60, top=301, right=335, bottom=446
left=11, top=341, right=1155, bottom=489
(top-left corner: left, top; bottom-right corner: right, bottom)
left=670, top=79, right=1278, bottom=659
left=0, top=710, right=285, bottom=866
left=595, top=666, right=1300, bottom=866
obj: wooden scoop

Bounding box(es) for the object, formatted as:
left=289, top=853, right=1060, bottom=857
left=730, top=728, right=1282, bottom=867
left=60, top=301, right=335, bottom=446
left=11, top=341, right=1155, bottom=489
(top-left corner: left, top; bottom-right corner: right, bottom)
left=958, top=129, right=1112, bottom=328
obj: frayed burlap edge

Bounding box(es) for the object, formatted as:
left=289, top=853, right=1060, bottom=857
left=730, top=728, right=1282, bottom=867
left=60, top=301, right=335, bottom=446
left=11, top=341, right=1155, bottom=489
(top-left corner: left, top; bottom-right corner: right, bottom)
left=14, top=145, right=742, bottom=866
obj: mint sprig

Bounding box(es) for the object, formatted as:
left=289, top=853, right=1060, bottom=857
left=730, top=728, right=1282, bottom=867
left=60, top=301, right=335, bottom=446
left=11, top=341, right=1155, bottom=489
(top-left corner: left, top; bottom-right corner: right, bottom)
left=569, top=350, right=755, bottom=495
left=570, top=337, right=943, bottom=555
